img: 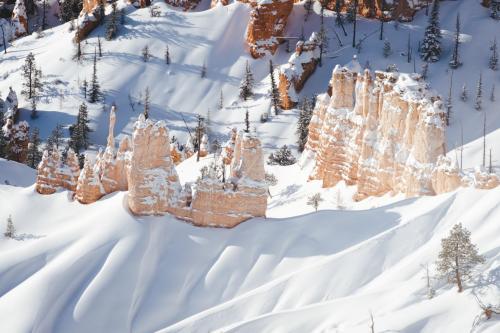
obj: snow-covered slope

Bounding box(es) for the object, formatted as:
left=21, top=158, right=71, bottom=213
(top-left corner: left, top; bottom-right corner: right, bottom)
left=0, top=158, right=499, bottom=332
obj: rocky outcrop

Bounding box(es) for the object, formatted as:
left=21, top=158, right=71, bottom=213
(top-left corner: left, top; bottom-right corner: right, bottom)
left=2, top=119, right=29, bottom=163
left=1, top=88, right=19, bottom=122
left=190, top=132, right=267, bottom=227
left=127, top=115, right=182, bottom=215
left=325, top=0, right=427, bottom=21
left=210, top=0, right=229, bottom=7
left=11, top=0, right=28, bottom=38
left=74, top=0, right=103, bottom=43
left=305, top=67, right=447, bottom=199
left=75, top=155, right=105, bottom=204
left=278, top=33, right=320, bottom=109
left=35, top=149, right=81, bottom=194
left=164, top=0, right=200, bottom=11
left=246, top=0, right=294, bottom=58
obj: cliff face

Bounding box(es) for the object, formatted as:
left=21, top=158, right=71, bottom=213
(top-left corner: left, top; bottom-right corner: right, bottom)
left=305, top=67, right=447, bottom=199
left=325, top=0, right=427, bottom=21
left=164, top=0, right=201, bottom=10
left=246, top=0, right=294, bottom=58
left=75, top=0, right=103, bottom=43
left=278, top=33, right=320, bottom=109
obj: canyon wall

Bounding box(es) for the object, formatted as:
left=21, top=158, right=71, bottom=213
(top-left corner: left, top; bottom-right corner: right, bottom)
left=304, top=66, right=499, bottom=200
left=278, top=33, right=320, bottom=109
left=75, top=0, right=103, bottom=43
left=325, top=0, right=427, bottom=21
left=246, top=0, right=294, bottom=58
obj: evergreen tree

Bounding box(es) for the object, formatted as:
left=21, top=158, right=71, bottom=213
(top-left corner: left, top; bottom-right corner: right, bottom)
left=46, top=124, right=63, bottom=151
left=489, top=37, right=498, bottom=71
left=436, top=223, right=485, bottom=292
left=106, top=1, right=118, bottom=40
left=97, top=36, right=103, bottom=57
left=201, top=61, right=207, bottom=78
left=335, top=0, right=344, bottom=26
left=142, top=45, right=150, bottom=62
left=89, top=49, right=101, bottom=103
left=269, top=60, right=280, bottom=115
left=70, top=103, right=91, bottom=152
left=383, top=38, right=392, bottom=58
left=491, top=1, right=500, bottom=20
left=165, top=45, right=170, bottom=65
left=449, top=13, right=461, bottom=69
left=239, top=60, right=254, bottom=101
left=268, top=145, right=296, bottom=166
left=490, top=84, right=496, bottom=102
left=82, top=79, right=88, bottom=99
left=346, top=1, right=356, bottom=23
left=421, top=62, right=429, bottom=79
left=420, top=0, right=441, bottom=62
left=26, top=127, right=42, bottom=168
left=217, top=90, right=224, bottom=110
left=21, top=52, right=42, bottom=100
left=244, top=109, right=250, bottom=133
left=30, top=96, right=37, bottom=119
left=98, top=0, right=105, bottom=25
left=307, top=193, right=323, bottom=212
left=475, top=73, right=483, bottom=111
left=296, top=97, right=313, bottom=152
left=74, top=27, right=82, bottom=61
left=304, top=0, right=313, bottom=21
left=0, top=125, right=7, bottom=158
left=143, top=87, right=150, bottom=119
left=318, top=6, right=328, bottom=66
left=59, top=0, right=83, bottom=22
left=4, top=215, right=15, bottom=238
left=460, top=83, right=468, bottom=102
left=41, top=0, right=47, bottom=30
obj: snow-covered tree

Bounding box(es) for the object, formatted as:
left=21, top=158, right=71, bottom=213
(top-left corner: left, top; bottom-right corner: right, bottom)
left=267, top=145, right=296, bottom=166
left=46, top=124, right=63, bottom=151
left=165, top=45, right=170, bottom=65
left=421, top=62, right=429, bottom=79
left=82, top=79, right=88, bottom=99
left=4, top=215, right=15, bottom=238
left=106, top=1, right=118, bottom=40
left=143, top=87, right=150, bottom=119
left=449, top=13, right=461, bottom=69
left=420, top=0, right=441, bottom=62
left=461, top=83, right=468, bottom=102
left=239, top=60, right=254, bottom=101
left=383, top=38, right=392, bottom=58
left=491, top=0, right=500, bottom=20
left=490, top=84, right=496, bottom=102
left=142, top=45, right=150, bottom=62
left=489, top=38, right=498, bottom=71
left=217, top=90, right=223, bottom=110
left=268, top=60, right=280, bottom=115
left=89, top=49, right=101, bottom=103
left=21, top=52, right=42, bottom=100
left=60, top=0, right=82, bottom=22
left=307, top=193, right=323, bottom=212
left=436, top=223, right=485, bottom=292
left=26, top=127, right=42, bottom=168
left=296, top=97, right=313, bottom=152
left=0, top=125, right=7, bottom=159
left=70, top=103, right=91, bottom=152
left=318, top=7, right=328, bottom=66
left=475, top=73, right=483, bottom=111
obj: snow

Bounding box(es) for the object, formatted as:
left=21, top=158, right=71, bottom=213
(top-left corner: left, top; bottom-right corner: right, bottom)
left=0, top=0, right=499, bottom=331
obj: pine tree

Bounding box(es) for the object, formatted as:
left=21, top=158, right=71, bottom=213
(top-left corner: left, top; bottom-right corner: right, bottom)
left=70, top=103, right=91, bottom=152
left=490, top=84, right=496, bottom=102
left=82, top=79, right=88, bottom=99
left=491, top=1, right=500, bottom=20
left=26, top=127, right=42, bottom=168
left=383, top=38, right=392, bottom=58
left=296, top=98, right=313, bottom=152
left=0, top=126, right=7, bottom=158
left=244, top=109, right=250, bottom=133
left=98, top=0, right=105, bottom=24
left=449, top=13, right=461, bottom=69
left=165, top=45, right=170, bottom=65
left=143, top=87, right=150, bottom=119
left=89, top=49, right=101, bottom=103
left=46, top=124, right=63, bottom=151
left=106, top=1, right=118, bottom=40
left=318, top=7, right=328, bottom=66
left=217, top=90, right=224, bottom=110
left=489, top=37, right=498, bottom=71
left=436, top=223, right=485, bottom=292
left=421, top=62, right=429, bottom=79
left=460, top=83, right=468, bottom=102
left=304, top=0, right=313, bottom=21
left=269, top=60, right=280, bottom=115
left=307, top=193, right=323, bottom=212
left=239, top=60, right=254, bottom=101
left=346, top=1, right=356, bottom=23
left=201, top=61, right=207, bottom=78
left=142, top=45, right=150, bottom=62
left=420, top=0, right=441, bottom=62
left=335, top=0, right=344, bottom=27
left=351, top=0, right=358, bottom=47
left=30, top=96, right=37, bottom=119
left=41, top=0, right=47, bottom=30
left=475, top=73, right=483, bottom=111
left=97, top=36, right=103, bottom=57
left=74, top=28, right=82, bottom=61
left=4, top=215, right=15, bottom=238
left=267, top=145, right=296, bottom=166
left=21, top=52, right=42, bottom=99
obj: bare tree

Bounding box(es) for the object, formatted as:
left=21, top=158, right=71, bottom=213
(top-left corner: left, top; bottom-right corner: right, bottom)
left=4, top=215, right=15, bottom=238
left=307, top=193, right=323, bottom=212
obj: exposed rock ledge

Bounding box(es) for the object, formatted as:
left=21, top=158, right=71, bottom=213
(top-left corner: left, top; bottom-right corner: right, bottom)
left=303, top=66, right=499, bottom=200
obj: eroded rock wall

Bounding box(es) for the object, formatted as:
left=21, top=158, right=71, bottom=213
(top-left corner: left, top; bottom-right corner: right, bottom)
left=246, top=0, right=294, bottom=58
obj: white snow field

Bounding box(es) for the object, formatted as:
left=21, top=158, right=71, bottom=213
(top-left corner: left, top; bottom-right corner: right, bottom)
left=1, top=0, right=500, bottom=332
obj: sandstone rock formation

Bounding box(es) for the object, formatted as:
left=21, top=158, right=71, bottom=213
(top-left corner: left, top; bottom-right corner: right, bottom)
left=75, top=155, right=105, bottom=204
left=246, top=0, right=294, bottom=58
left=75, top=0, right=103, bottom=43
left=325, top=0, right=427, bottom=21
left=222, top=127, right=237, bottom=164
left=2, top=119, right=29, bottom=163
left=127, top=115, right=182, bottom=215
left=11, top=0, right=28, bottom=38
left=210, top=0, right=229, bottom=8
left=35, top=149, right=81, bottom=194
left=278, top=33, right=320, bottom=109
left=304, top=66, right=499, bottom=199
left=164, top=0, right=201, bottom=11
